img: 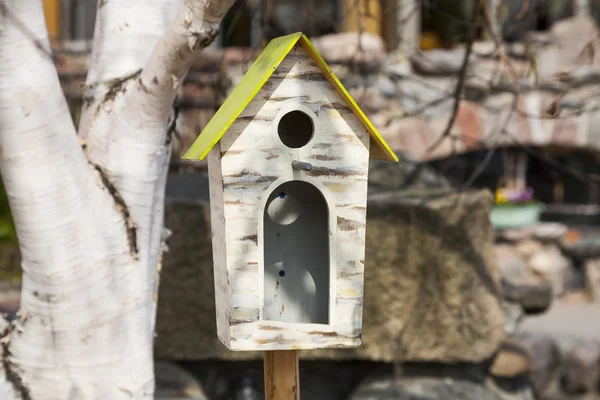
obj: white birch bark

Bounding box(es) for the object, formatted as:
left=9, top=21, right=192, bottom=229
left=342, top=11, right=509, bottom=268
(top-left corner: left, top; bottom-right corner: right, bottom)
left=0, top=0, right=234, bottom=398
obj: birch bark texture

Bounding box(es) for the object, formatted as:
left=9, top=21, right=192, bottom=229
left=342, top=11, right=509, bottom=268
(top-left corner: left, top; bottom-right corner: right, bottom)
left=0, top=0, right=234, bottom=398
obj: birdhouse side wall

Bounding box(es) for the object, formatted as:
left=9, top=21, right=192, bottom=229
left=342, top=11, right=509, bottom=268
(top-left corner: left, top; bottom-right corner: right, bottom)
left=206, top=143, right=231, bottom=347
left=217, top=45, right=370, bottom=351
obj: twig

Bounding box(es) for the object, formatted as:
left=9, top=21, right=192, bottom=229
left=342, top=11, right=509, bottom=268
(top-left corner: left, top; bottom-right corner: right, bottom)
left=425, top=0, right=481, bottom=155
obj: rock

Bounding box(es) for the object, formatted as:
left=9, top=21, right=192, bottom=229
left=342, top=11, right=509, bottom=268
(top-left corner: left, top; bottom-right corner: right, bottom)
left=350, top=374, right=506, bottom=400
left=551, top=15, right=600, bottom=70
left=495, top=244, right=553, bottom=314
left=155, top=185, right=503, bottom=364
left=489, top=339, right=531, bottom=379
left=495, top=244, right=532, bottom=282
left=584, top=258, right=600, bottom=302
left=501, top=280, right=553, bottom=315
left=515, top=240, right=544, bottom=261
left=528, top=245, right=571, bottom=296
left=484, top=377, right=536, bottom=400
left=501, top=301, right=524, bottom=337
left=561, top=290, right=591, bottom=305
left=375, top=74, right=397, bottom=97
left=560, top=339, right=600, bottom=395
left=515, top=333, right=561, bottom=395
left=533, top=223, right=568, bottom=242
left=359, top=190, right=504, bottom=363
left=367, top=155, right=451, bottom=195
left=387, top=50, right=412, bottom=77
left=496, top=227, right=536, bottom=243
left=396, top=76, right=455, bottom=117
left=348, top=86, right=389, bottom=113
left=155, top=361, right=207, bottom=399
left=310, top=32, right=387, bottom=72
left=410, top=49, right=476, bottom=75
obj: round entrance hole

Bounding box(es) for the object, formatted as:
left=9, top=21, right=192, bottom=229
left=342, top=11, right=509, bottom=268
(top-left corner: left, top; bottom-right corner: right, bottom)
left=277, top=110, right=314, bottom=148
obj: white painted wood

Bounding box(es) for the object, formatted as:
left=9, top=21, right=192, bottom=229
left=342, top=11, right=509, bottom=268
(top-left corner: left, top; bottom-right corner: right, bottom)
left=208, top=45, right=370, bottom=351
left=0, top=0, right=234, bottom=398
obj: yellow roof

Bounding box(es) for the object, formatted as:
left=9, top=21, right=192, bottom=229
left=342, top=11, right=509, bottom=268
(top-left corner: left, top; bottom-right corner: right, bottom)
left=183, top=32, right=398, bottom=162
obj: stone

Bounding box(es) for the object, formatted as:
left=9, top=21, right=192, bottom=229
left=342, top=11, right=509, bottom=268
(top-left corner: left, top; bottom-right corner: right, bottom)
left=500, top=301, right=524, bottom=337
left=367, top=156, right=451, bottom=195
left=310, top=32, right=387, bottom=72
left=350, top=374, right=506, bottom=400
left=359, top=190, right=504, bottom=363
left=484, top=377, right=536, bottom=400
left=561, top=290, right=590, bottom=305
left=495, top=244, right=553, bottom=315
left=560, top=339, right=600, bottom=395
left=533, top=223, right=568, bottom=242
left=375, top=74, right=397, bottom=97
left=515, top=240, right=544, bottom=261
left=386, top=50, right=412, bottom=78
left=155, top=361, right=207, bottom=399
left=495, top=244, right=532, bottom=282
left=496, top=227, right=536, bottom=243
left=489, top=339, right=531, bottom=379
left=528, top=245, right=571, bottom=296
left=501, top=280, right=553, bottom=316
left=551, top=15, right=600, bottom=70
left=410, top=49, right=476, bottom=76
left=584, top=258, right=600, bottom=302
left=348, top=86, right=389, bottom=113
left=155, top=181, right=504, bottom=363
left=515, top=333, right=561, bottom=395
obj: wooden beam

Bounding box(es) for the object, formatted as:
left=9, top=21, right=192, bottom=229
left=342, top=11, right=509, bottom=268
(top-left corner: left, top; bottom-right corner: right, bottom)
left=342, top=0, right=383, bottom=36
left=264, top=350, right=300, bottom=400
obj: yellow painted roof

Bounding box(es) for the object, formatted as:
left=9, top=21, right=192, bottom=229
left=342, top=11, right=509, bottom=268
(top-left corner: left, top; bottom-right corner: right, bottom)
left=183, top=32, right=398, bottom=162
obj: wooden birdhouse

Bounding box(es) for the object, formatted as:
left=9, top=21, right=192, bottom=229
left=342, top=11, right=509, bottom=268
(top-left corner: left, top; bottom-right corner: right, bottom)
left=183, top=32, right=398, bottom=352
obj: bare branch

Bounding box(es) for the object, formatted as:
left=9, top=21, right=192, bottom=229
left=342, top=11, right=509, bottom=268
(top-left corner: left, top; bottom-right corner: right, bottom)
left=425, top=0, right=481, bottom=155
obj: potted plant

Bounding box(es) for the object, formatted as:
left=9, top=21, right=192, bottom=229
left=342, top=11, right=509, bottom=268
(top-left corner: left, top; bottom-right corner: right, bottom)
left=490, top=187, right=544, bottom=229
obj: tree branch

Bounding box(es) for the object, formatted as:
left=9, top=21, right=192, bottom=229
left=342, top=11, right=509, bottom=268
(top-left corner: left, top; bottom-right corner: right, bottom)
left=132, top=0, right=237, bottom=147
left=0, top=0, right=91, bottom=255
left=426, top=0, right=481, bottom=155
left=78, top=0, right=181, bottom=138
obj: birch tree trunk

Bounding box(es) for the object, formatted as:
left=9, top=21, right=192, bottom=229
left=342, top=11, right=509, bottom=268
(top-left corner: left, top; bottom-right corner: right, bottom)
left=0, top=0, right=234, bottom=398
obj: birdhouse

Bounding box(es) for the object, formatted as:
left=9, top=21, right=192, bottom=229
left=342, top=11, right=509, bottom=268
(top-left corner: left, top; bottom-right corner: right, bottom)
left=183, top=32, right=398, bottom=351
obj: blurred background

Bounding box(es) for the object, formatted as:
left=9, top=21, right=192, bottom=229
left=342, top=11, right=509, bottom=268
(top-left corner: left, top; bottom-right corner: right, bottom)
left=3, top=0, right=600, bottom=399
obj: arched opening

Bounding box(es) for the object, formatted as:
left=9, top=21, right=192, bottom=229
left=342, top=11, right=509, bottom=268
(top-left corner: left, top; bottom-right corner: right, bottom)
left=263, top=180, right=329, bottom=324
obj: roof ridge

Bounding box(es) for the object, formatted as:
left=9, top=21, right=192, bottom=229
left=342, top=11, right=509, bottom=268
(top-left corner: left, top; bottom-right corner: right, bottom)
left=183, top=32, right=398, bottom=162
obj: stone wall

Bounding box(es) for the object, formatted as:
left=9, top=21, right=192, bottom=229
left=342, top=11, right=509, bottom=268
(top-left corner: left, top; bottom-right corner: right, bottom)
left=155, top=167, right=505, bottom=363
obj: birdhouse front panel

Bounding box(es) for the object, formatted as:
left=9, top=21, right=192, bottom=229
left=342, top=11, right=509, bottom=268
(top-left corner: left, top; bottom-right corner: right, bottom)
left=184, top=32, right=398, bottom=352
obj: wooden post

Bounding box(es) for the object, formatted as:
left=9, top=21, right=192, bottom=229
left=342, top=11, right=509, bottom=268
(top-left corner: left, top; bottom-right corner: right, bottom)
left=264, top=350, right=300, bottom=400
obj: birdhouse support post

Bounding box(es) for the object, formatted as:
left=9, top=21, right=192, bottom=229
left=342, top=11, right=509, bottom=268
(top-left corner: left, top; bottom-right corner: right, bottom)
left=264, top=350, right=300, bottom=399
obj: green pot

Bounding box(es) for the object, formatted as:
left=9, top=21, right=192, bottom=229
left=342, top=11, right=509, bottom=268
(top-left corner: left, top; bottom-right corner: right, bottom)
left=490, top=203, right=544, bottom=229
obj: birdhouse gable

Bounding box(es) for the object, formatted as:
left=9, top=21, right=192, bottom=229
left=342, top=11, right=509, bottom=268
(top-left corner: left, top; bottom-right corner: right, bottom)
left=183, top=32, right=398, bottom=163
